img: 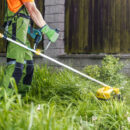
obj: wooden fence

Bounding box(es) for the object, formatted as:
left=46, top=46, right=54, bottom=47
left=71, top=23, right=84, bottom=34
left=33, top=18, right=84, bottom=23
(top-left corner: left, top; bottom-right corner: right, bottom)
left=1, top=0, right=130, bottom=54
left=0, top=0, right=44, bottom=53
left=65, top=0, right=130, bottom=54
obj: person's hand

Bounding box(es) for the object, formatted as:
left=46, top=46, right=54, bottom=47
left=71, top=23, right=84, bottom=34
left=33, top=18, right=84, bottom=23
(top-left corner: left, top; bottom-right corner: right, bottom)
left=40, top=25, right=59, bottom=43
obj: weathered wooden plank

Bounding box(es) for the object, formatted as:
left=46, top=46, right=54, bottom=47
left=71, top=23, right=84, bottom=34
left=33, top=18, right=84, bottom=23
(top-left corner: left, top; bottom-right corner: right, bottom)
left=92, top=0, right=98, bottom=52
left=97, top=0, right=103, bottom=52
left=0, top=0, right=6, bottom=53
left=109, top=0, right=116, bottom=53
left=65, top=0, right=70, bottom=53
left=120, top=0, right=127, bottom=52
left=125, top=0, right=130, bottom=52
left=78, top=0, right=84, bottom=53
left=71, top=0, right=80, bottom=53
left=99, top=0, right=110, bottom=53
left=114, top=0, right=120, bottom=53
left=83, top=0, right=89, bottom=52
left=87, top=0, right=94, bottom=53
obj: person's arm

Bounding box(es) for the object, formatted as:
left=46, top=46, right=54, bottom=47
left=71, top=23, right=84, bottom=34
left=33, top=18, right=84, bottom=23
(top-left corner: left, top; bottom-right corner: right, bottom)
left=23, top=2, right=46, bottom=28
left=23, top=1, right=59, bottom=43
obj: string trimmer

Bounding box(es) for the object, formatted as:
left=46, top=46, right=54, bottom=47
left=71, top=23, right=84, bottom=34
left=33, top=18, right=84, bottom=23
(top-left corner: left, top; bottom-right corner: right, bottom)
left=0, top=33, right=120, bottom=100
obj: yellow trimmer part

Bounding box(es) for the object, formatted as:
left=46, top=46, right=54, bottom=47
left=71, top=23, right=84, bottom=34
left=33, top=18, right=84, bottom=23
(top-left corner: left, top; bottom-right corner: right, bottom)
left=96, top=86, right=120, bottom=100
left=35, top=49, right=41, bottom=55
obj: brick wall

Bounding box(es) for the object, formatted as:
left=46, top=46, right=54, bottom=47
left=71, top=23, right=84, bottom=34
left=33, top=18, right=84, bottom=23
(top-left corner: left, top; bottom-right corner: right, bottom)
left=44, top=0, right=65, bottom=57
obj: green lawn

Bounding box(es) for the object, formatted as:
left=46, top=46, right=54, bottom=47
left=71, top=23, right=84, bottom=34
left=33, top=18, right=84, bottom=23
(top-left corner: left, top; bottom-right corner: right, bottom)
left=0, top=55, right=130, bottom=130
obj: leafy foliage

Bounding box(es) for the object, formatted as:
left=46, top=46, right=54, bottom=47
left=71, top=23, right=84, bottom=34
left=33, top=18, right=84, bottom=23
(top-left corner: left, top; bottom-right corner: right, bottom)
left=83, top=55, right=126, bottom=86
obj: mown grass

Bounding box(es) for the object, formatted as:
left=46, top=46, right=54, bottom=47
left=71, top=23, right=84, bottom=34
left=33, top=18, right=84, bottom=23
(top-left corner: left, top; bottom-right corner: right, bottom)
left=0, top=55, right=130, bottom=130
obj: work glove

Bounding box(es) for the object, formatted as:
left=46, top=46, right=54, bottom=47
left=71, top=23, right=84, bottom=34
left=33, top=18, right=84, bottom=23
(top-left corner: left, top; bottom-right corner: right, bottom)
left=40, top=24, right=59, bottom=43
left=27, top=26, right=42, bottom=43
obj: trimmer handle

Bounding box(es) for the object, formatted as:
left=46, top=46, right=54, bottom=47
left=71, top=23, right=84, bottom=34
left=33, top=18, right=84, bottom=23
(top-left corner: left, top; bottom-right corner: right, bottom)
left=55, top=29, right=60, bottom=33
left=34, top=34, right=41, bottom=50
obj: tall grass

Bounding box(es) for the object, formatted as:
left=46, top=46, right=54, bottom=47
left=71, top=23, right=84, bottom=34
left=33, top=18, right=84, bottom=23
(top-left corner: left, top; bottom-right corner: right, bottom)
left=0, top=55, right=130, bottom=130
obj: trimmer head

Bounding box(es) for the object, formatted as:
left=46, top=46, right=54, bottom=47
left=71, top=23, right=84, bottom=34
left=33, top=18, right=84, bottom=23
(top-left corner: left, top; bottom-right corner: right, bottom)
left=96, top=86, right=121, bottom=100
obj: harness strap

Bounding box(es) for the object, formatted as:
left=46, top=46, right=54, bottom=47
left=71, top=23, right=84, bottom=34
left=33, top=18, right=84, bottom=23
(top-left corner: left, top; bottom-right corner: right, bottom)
left=4, top=4, right=30, bottom=33
left=17, top=13, right=30, bottom=19
left=12, top=22, right=16, bottom=40
left=6, top=6, right=30, bottom=20
left=13, top=6, right=25, bottom=17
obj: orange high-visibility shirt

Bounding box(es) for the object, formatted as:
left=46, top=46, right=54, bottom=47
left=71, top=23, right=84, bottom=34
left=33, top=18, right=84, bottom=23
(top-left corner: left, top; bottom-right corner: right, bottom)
left=7, top=0, right=34, bottom=13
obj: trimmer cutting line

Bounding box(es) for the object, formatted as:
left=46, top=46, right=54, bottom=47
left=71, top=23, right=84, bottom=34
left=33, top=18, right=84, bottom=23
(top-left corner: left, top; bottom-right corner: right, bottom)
left=0, top=33, right=120, bottom=100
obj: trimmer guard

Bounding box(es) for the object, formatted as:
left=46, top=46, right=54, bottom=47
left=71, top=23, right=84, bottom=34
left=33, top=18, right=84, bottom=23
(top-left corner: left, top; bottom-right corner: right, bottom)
left=96, top=86, right=120, bottom=100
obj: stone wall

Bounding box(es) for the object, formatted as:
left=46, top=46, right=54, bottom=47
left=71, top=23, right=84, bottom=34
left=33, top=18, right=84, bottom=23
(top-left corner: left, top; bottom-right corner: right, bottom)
left=58, top=54, right=130, bottom=77
left=44, top=0, right=65, bottom=57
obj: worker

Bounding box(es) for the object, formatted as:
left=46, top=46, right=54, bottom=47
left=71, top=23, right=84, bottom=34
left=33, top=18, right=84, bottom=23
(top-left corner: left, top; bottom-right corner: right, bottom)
left=2, top=0, right=59, bottom=95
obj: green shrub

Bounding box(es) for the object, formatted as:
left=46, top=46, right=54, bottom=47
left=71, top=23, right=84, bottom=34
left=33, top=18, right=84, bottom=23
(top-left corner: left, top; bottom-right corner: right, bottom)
left=83, top=55, right=127, bottom=86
